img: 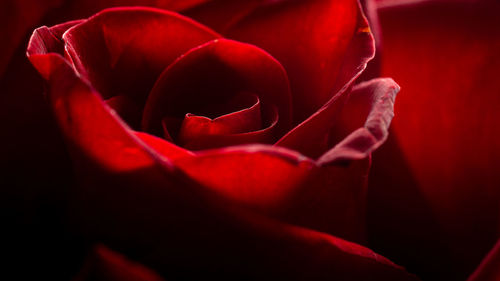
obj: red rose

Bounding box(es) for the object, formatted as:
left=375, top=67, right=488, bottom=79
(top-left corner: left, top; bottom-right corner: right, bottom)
left=24, top=1, right=416, bottom=280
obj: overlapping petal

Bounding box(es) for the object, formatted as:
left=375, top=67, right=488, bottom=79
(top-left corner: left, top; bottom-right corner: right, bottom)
left=26, top=8, right=417, bottom=280
left=141, top=38, right=292, bottom=147
left=224, top=0, right=374, bottom=123
left=62, top=7, right=220, bottom=102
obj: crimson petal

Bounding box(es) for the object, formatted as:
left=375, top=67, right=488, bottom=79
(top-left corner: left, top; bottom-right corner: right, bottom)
left=177, top=99, right=279, bottom=150
left=317, top=78, right=399, bottom=165
left=179, top=94, right=262, bottom=138
left=62, top=7, right=219, bottom=101
left=142, top=38, right=292, bottom=142
left=27, top=17, right=417, bottom=281
left=225, top=0, right=375, bottom=123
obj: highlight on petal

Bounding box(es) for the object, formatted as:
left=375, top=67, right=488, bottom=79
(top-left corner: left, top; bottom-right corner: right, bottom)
left=62, top=7, right=220, bottom=101
left=142, top=38, right=292, bottom=148
left=276, top=77, right=398, bottom=162
left=174, top=144, right=315, bottom=212
left=317, top=78, right=399, bottom=165
left=225, top=0, right=375, bottom=123
left=178, top=94, right=262, bottom=141
left=173, top=143, right=370, bottom=243
left=27, top=23, right=166, bottom=173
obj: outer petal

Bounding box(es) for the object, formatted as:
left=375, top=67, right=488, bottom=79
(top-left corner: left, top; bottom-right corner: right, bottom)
left=169, top=78, right=396, bottom=242
left=62, top=7, right=220, bottom=101
left=273, top=2, right=375, bottom=158
left=173, top=144, right=372, bottom=243
left=317, top=78, right=399, bottom=165
left=225, top=0, right=375, bottom=123
left=27, top=19, right=418, bottom=281
left=368, top=1, right=500, bottom=280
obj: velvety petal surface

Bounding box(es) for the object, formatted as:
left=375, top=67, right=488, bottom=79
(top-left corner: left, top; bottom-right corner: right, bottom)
left=160, top=78, right=402, bottom=243
left=62, top=7, right=219, bottom=102
left=367, top=1, right=500, bottom=280
left=317, top=78, right=399, bottom=165
left=173, top=144, right=372, bottom=243
left=272, top=4, right=375, bottom=158
left=224, top=0, right=375, bottom=123
left=26, top=15, right=418, bottom=281
left=142, top=38, right=292, bottom=147
left=182, top=0, right=375, bottom=123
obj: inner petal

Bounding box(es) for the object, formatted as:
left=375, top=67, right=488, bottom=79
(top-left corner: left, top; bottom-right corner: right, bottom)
left=174, top=104, right=279, bottom=151
left=179, top=93, right=261, bottom=139
left=141, top=38, right=292, bottom=142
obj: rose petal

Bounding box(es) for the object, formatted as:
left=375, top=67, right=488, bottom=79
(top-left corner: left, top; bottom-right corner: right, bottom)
left=172, top=143, right=369, bottom=243
left=273, top=6, right=376, bottom=157
left=367, top=1, right=500, bottom=280
left=179, top=94, right=262, bottom=137
left=276, top=77, right=395, bottom=163
left=142, top=38, right=292, bottom=141
left=467, top=239, right=500, bottom=281
left=225, top=0, right=375, bottom=123
left=60, top=0, right=212, bottom=18
left=134, top=131, right=194, bottom=162
left=171, top=78, right=396, bottom=241
left=62, top=7, right=219, bottom=102
left=27, top=20, right=417, bottom=281
left=317, top=78, right=399, bottom=165
left=74, top=245, right=166, bottom=281
left=178, top=104, right=279, bottom=151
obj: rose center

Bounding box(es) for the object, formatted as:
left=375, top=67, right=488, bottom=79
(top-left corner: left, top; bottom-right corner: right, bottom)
left=159, top=92, right=278, bottom=150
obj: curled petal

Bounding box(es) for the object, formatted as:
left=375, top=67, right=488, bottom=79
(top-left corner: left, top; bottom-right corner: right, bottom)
left=62, top=7, right=220, bottom=101
left=179, top=94, right=262, bottom=137
left=317, top=78, right=399, bottom=165
left=142, top=38, right=292, bottom=141
left=274, top=1, right=375, bottom=157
